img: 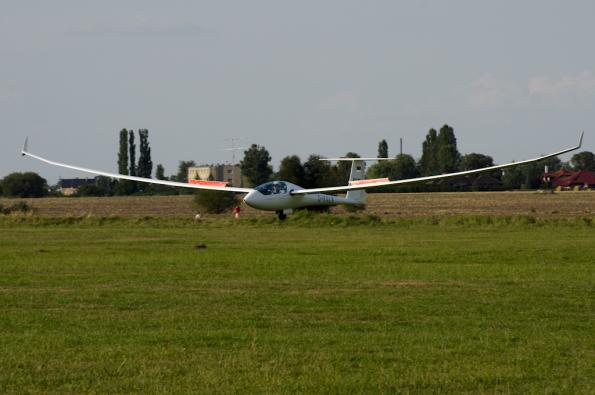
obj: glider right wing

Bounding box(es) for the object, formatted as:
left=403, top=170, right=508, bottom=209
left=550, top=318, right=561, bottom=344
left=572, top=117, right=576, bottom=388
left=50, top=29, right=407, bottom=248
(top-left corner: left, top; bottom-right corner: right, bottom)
left=292, top=132, right=584, bottom=195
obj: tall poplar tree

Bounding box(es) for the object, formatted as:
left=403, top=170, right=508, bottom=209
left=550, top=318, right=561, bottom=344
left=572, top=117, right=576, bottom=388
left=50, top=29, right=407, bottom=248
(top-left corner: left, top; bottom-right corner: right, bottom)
left=128, top=130, right=136, bottom=177
left=118, top=129, right=128, bottom=175
left=419, top=128, right=439, bottom=176
left=137, top=129, right=153, bottom=178
left=436, top=124, right=460, bottom=173
left=378, top=139, right=388, bottom=158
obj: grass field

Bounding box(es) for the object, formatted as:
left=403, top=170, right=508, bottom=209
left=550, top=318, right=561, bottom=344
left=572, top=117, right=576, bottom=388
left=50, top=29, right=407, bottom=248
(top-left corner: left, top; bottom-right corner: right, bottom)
left=0, top=215, right=593, bottom=393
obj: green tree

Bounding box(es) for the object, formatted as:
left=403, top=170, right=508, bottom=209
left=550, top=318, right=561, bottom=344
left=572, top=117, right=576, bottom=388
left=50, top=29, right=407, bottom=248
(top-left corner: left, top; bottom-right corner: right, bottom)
left=115, top=129, right=134, bottom=195
left=367, top=161, right=390, bottom=179
left=278, top=155, right=305, bottom=185
left=174, top=161, right=196, bottom=183
left=367, top=154, right=420, bottom=192
left=501, top=166, right=524, bottom=190
left=95, top=176, right=115, bottom=196
left=303, top=155, right=337, bottom=188
left=118, top=129, right=129, bottom=175
left=137, top=129, right=153, bottom=178
left=503, top=157, right=562, bottom=189
left=1, top=172, right=48, bottom=198
left=524, top=157, right=562, bottom=189
left=570, top=151, right=595, bottom=171
left=149, top=164, right=178, bottom=195
left=378, top=139, right=388, bottom=158
left=391, top=154, right=420, bottom=180
left=75, top=183, right=107, bottom=197
left=419, top=128, right=439, bottom=176
left=170, top=162, right=193, bottom=196
left=436, top=124, right=460, bottom=173
left=335, top=152, right=360, bottom=185
left=155, top=164, right=166, bottom=180
left=368, top=154, right=419, bottom=180
left=460, top=153, right=494, bottom=171
left=128, top=130, right=136, bottom=177
left=240, top=144, right=273, bottom=186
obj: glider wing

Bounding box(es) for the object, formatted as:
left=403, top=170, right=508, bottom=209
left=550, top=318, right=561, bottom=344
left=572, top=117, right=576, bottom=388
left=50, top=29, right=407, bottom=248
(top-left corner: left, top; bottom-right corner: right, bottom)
left=21, top=143, right=253, bottom=193
left=292, top=132, right=584, bottom=195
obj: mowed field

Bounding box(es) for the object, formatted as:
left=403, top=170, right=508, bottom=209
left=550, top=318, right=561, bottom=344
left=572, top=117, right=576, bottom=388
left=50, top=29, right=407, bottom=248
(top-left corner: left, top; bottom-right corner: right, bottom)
left=2, top=190, right=595, bottom=218
left=0, top=193, right=594, bottom=393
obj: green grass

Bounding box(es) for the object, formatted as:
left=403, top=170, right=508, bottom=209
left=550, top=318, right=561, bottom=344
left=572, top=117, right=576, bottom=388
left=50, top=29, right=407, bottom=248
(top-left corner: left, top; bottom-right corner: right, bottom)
left=0, top=216, right=593, bottom=393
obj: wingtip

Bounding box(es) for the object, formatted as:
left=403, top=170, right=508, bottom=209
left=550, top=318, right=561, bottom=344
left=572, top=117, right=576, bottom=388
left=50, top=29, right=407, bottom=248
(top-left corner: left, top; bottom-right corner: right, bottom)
left=579, top=131, right=584, bottom=148
left=21, top=137, right=28, bottom=156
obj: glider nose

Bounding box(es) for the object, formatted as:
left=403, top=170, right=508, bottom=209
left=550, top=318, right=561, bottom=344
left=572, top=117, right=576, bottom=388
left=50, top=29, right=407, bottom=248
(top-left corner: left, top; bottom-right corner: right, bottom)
left=243, top=190, right=258, bottom=208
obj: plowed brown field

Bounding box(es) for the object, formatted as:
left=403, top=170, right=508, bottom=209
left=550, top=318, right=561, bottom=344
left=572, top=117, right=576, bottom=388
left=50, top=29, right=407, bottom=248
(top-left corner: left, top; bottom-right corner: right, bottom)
left=3, top=191, right=594, bottom=218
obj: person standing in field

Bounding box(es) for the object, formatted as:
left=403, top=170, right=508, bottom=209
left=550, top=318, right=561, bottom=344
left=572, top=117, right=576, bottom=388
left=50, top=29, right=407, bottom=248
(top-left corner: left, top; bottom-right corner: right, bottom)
left=233, top=205, right=241, bottom=220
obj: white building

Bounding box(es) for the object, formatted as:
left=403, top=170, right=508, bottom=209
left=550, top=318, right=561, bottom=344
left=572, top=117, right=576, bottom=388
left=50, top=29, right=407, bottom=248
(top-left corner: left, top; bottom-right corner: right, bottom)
left=187, top=164, right=245, bottom=187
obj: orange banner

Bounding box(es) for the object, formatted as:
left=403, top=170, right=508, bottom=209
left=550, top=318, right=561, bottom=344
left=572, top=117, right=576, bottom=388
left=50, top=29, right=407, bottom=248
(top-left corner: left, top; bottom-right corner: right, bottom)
left=189, top=179, right=228, bottom=187
left=349, top=178, right=389, bottom=185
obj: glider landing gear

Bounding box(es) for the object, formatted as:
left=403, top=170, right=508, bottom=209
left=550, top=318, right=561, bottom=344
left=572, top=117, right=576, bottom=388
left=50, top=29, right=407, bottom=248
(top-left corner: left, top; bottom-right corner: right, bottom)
left=276, top=211, right=287, bottom=221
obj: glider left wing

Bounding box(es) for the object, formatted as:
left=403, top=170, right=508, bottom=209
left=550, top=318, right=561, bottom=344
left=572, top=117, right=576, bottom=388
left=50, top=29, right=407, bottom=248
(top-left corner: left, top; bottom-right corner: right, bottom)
left=21, top=141, right=253, bottom=193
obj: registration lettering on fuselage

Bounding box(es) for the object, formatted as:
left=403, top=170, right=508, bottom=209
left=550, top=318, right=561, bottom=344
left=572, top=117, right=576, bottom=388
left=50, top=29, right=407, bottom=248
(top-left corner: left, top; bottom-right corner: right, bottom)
left=316, top=194, right=335, bottom=204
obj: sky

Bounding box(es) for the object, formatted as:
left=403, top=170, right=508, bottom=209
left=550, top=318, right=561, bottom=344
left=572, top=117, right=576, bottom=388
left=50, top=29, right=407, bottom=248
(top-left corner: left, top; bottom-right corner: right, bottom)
left=1, top=0, right=594, bottom=183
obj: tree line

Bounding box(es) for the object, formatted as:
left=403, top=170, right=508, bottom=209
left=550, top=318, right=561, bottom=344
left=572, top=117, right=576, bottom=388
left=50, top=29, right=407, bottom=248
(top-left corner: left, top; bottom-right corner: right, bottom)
left=238, top=124, right=593, bottom=192
left=2, top=125, right=595, bottom=198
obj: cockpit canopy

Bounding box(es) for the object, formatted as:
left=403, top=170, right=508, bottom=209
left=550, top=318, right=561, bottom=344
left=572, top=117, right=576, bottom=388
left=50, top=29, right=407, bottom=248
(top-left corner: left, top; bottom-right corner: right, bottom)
left=255, top=181, right=288, bottom=196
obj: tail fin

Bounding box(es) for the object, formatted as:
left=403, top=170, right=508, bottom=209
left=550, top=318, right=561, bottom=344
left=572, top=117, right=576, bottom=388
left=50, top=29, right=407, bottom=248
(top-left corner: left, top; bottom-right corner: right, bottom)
left=346, top=160, right=366, bottom=205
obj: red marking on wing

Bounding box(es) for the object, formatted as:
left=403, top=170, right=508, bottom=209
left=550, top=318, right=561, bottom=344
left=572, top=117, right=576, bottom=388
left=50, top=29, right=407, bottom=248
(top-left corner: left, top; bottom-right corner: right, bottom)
left=189, top=179, right=228, bottom=187
left=349, top=178, right=389, bottom=185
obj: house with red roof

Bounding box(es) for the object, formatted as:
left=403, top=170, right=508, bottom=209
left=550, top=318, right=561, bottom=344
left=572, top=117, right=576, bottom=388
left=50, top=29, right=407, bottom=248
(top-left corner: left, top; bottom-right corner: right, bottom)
left=543, top=169, right=595, bottom=189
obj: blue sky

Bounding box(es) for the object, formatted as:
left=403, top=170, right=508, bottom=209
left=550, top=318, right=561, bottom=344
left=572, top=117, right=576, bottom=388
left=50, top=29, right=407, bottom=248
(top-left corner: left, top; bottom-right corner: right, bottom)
left=1, top=1, right=593, bottom=183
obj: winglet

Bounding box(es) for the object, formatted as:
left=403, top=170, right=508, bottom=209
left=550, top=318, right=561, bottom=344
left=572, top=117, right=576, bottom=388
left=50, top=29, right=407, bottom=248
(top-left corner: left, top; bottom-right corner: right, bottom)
left=578, top=131, right=584, bottom=149
left=21, top=137, right=29, bottom=156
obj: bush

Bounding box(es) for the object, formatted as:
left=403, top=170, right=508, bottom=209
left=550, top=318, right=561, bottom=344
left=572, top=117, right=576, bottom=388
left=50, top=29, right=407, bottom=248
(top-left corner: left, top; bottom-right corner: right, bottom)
left=1, top=172, right=48, bottom=198
left=192, top=190, right=239, bottom=214
left=0, top=201, right=32, bottom=215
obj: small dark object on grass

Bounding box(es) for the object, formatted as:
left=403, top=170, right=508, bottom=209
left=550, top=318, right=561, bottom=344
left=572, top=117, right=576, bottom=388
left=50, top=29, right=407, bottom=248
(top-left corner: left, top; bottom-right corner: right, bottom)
left=194, top=244, right=207, bottom=250
left=37, top=249, right=49, bottom=253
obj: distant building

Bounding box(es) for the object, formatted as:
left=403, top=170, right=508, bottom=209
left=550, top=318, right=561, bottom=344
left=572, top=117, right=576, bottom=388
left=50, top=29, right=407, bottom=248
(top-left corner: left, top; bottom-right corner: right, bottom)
left=58, top=178, right=96, bottom=196
left=543, top=168, right=595, bottom=190
left=187, top=164, right=245, bottom=187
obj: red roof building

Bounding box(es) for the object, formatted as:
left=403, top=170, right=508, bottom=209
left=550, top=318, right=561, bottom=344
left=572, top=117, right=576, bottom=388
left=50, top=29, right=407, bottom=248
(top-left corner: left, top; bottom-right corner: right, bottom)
left=543, top=168, right=595, bottom=189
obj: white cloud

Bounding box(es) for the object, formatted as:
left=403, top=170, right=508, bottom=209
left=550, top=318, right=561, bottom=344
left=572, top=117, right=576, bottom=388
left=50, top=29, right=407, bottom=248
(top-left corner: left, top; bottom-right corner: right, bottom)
left=528, top=70, right=595, bottom=96
left=317, top=91, right=360, bottom=112
left=466, top=74, right=523, bottom=108
left=464, top=71, right=595, bottom=109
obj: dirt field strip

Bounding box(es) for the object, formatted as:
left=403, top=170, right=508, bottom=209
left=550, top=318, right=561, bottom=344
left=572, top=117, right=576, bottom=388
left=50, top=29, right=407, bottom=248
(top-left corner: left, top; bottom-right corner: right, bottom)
left=2, top=191, right=594, bottom=218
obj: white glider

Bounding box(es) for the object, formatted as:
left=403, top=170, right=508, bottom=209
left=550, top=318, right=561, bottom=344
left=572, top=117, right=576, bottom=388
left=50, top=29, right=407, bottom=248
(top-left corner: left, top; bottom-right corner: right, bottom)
left=21, top=133, right=583, bottom=219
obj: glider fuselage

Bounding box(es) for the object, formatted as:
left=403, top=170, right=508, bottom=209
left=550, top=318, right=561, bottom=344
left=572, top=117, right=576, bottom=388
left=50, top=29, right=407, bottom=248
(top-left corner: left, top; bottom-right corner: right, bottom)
left=243, top=181, right=358, bottom=211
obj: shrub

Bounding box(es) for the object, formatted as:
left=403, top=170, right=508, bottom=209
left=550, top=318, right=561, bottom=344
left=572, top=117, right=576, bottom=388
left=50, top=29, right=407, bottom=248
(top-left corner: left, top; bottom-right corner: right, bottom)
left=0, top=201, right=32, bottom=215
left=75, top=184, right=107, bottom=197
left=192, top=190, right=239, bottom=214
